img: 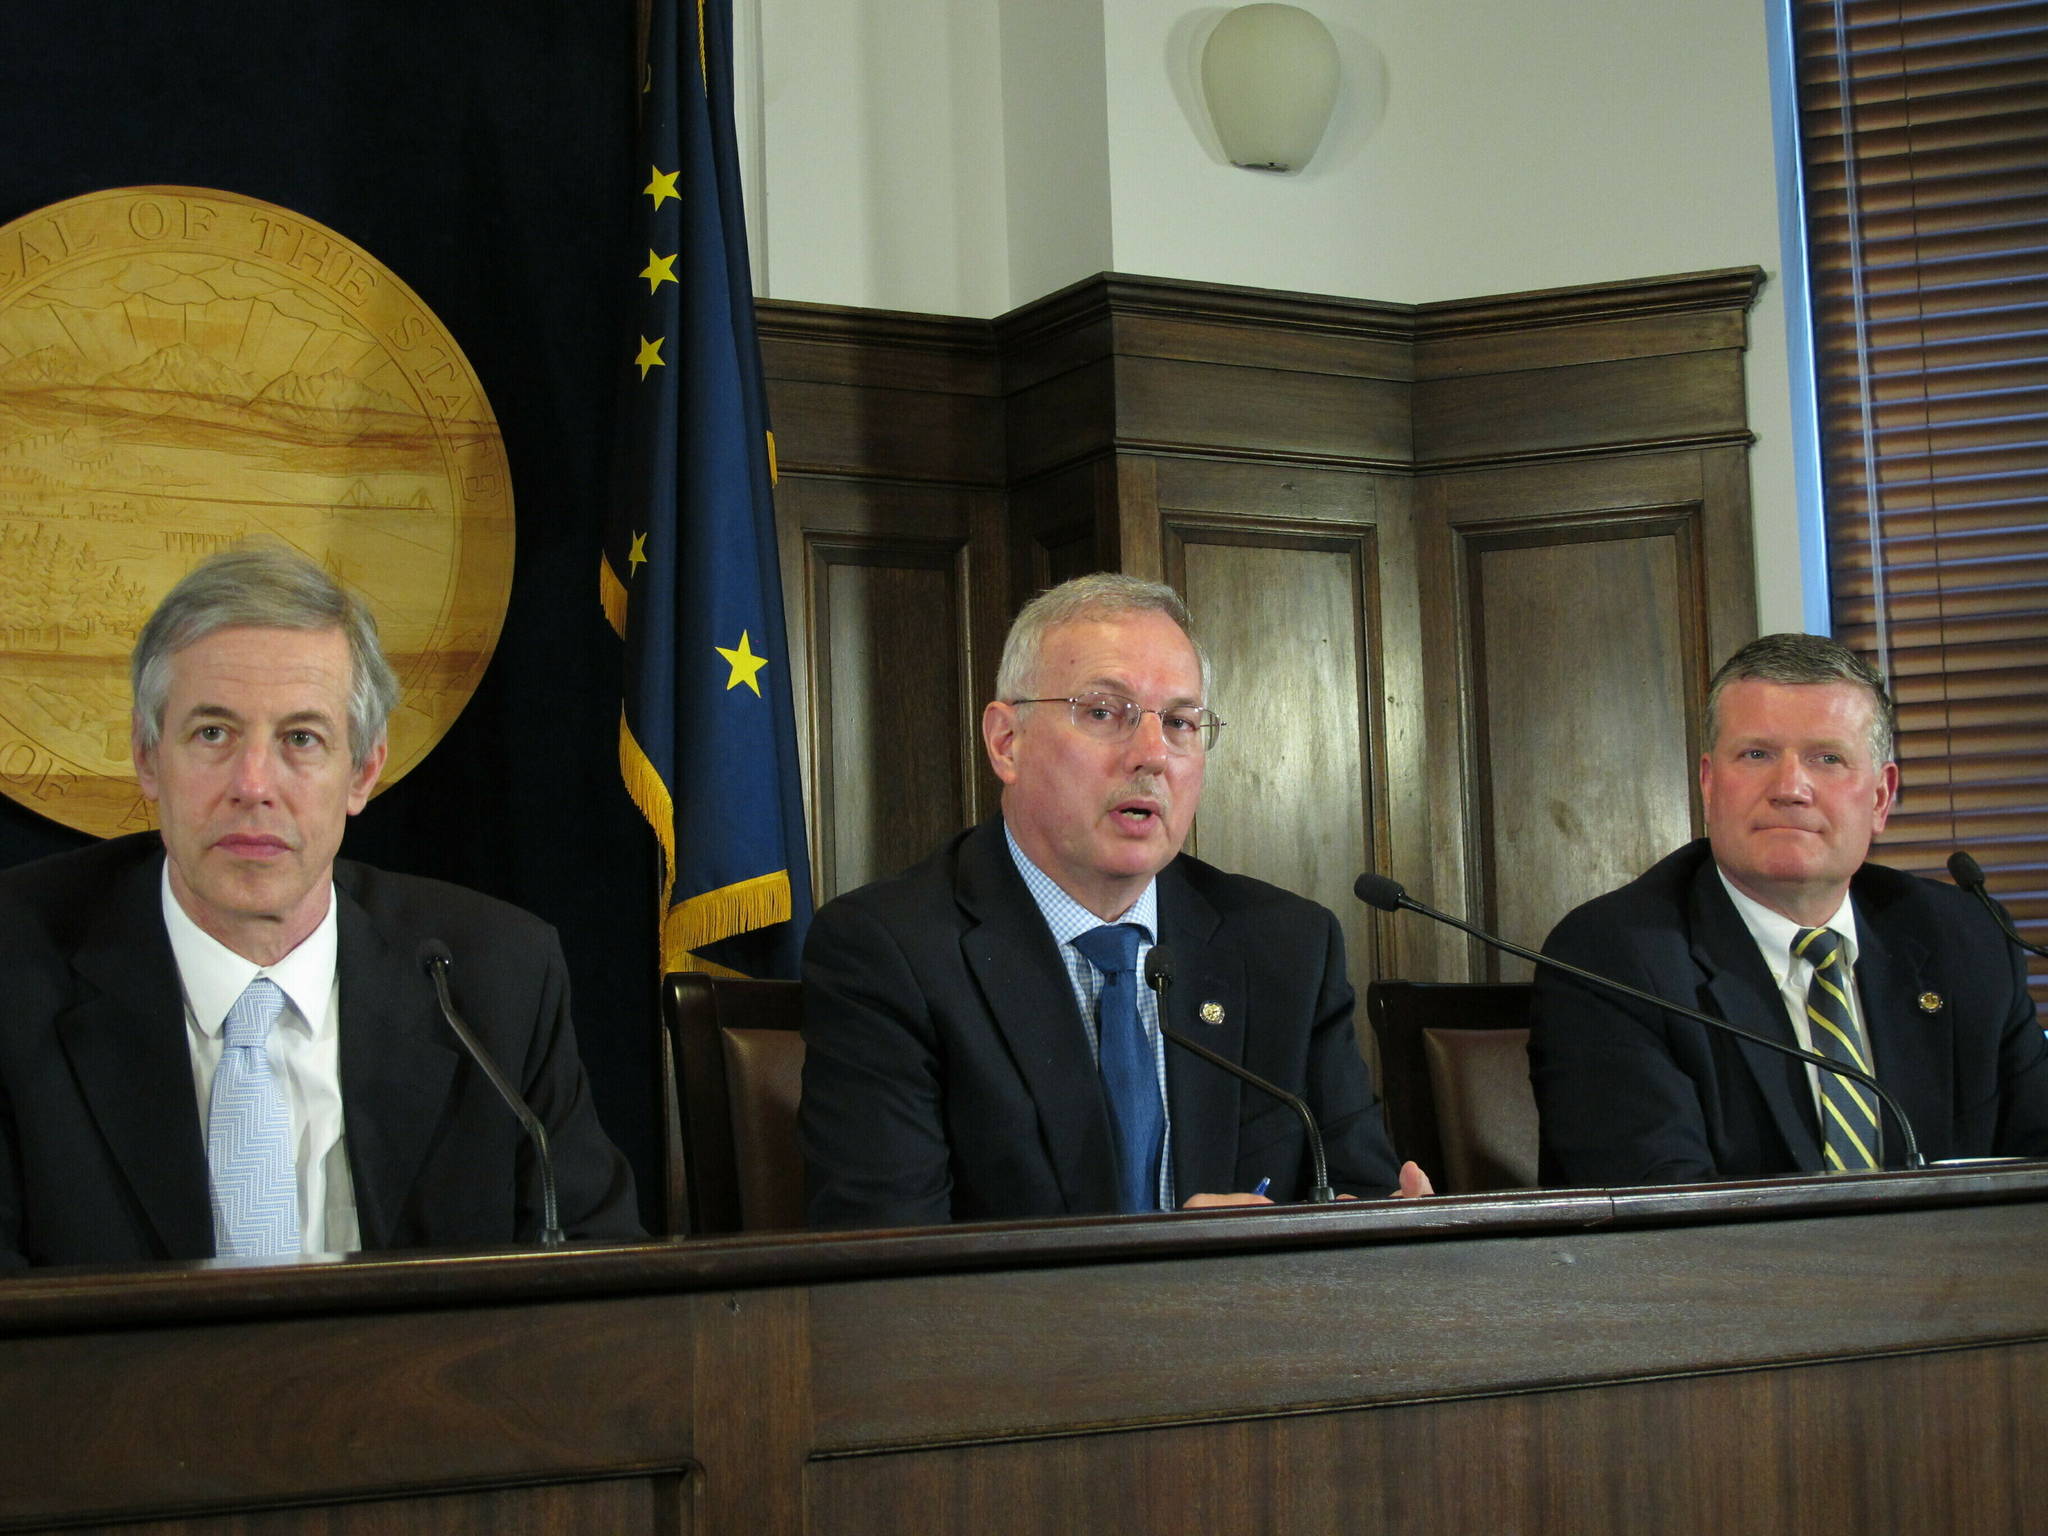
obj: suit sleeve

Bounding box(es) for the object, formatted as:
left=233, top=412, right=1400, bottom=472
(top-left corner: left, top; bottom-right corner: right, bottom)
left=799, top=897, right=956, bottom=1229
left=1990, top=929, right=2048, bottom=1157
left=518, top=935, right=642, bottom=1240
left=1527, top=908, right=1720, bottom=1187
left=1301, top=909, right=1403, bottom=1199
left=0, top=1077, right=23, bottom=1271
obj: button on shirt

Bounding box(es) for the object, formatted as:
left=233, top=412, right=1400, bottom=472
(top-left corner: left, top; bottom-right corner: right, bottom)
left=163, top=864, right=361, bottom=1254
left=1004, top=825, right=1176, bottom=1210
left=1718, top=870, right=1877, bottom=1120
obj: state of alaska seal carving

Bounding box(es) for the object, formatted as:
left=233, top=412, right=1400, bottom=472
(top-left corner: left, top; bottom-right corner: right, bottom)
left=0, top=187, right=515, bottom=838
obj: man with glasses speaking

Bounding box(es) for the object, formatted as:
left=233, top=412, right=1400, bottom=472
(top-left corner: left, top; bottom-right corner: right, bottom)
left=800, top=573, right=1427, bottom=1228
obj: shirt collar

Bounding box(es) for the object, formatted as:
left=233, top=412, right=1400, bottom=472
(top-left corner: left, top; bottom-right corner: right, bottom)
left=160, top=860, right=340, bottom=1039
left=1003, top=822, right=1159, bottom=946
left=1716, top=865, right=1859, bottom=980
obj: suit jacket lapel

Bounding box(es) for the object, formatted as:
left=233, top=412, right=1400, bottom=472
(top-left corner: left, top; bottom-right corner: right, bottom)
left=334, top=875, right=459, bottom=1249
left=1688, top=862, right=1823, bottom=1170
left=955, top=823, right=1120, bottom=1214
left=1851, top=885, right=1946, bottom=1165
left=59, top=847, right=214, bottom=1259
left=1158, top=867, right=1244, bottom=1201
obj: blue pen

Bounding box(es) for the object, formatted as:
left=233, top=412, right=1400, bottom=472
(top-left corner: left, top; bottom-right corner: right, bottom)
left=1252, top=1177, right=1272, bottom=1197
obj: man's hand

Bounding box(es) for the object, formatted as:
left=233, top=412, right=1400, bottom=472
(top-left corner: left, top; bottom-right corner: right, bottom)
left=1394, top=1160, right=1434, bottom=1198
left=1182, top=1160, right=1433, bottom=1208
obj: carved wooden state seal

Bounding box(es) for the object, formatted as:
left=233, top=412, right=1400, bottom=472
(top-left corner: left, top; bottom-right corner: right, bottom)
left=0, top=187, right=514, bottom=837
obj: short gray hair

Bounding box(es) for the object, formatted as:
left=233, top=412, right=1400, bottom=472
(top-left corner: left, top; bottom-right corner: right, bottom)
left=1704, top=632, right=1895, bottom=766
left=131, top=545, right=401, bottom=772
left=994, top=572, right=1213, bottom=703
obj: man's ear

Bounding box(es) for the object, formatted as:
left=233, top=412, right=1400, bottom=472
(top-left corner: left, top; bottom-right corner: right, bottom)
left=346, top=736, right=388, bottom=815
left=1870, top=758, right=1900, bottom=834
left=131, top=714, right=159, bottom=801
left=982, top=700, right=1021, bottom=786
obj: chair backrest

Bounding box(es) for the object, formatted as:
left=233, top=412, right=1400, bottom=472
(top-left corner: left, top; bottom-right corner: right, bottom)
left=1366, top=980, right=1535, bottom=1194
left=1422, top=1026, right=1539, bottom=1193
left=660, top=973, right=807, bottom=1235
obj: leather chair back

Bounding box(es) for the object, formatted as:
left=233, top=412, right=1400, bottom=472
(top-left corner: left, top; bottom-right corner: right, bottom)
left=1366, top=980, right=1536, bottom=1193
left=1421, top=1026, right=1539, bottom=1192
left=661, top=973, right=807, bottom=1234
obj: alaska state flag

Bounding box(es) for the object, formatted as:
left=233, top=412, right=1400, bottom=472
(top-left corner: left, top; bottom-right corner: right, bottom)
left=601, top=0, right=812, bottom=978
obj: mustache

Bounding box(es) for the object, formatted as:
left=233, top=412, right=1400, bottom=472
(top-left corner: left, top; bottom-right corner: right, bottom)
left=1109, top=774, right=1170, bottom=809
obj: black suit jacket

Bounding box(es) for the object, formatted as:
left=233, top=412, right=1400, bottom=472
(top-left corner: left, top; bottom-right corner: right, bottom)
left=0, top=834, right=639, bottom=1268
left=1528, top=839, right=2048, bottom=1186
left=799, top=820, right=1399, bottom=1227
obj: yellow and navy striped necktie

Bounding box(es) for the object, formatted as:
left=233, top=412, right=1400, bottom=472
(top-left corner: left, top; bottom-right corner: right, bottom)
left=1793, top=926, right=1881, bottom=1172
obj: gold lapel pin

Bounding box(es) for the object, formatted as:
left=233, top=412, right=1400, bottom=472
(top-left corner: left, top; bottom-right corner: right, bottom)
left=1199, top=1000, right=1225, bottom=1026
left=1917, top=991, right=1944, bottom=1014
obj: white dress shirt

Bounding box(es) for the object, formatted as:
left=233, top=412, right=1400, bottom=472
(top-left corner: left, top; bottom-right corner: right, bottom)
left=163, top=864, right=361, bottom=1254
left=1717, top=868, right=1877, bottom=1118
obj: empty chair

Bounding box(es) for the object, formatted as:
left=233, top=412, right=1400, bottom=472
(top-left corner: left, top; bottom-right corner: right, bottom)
left=660, top=973, right=807, bottom=1234
left=1366, top=980, right=1536, bottom=1194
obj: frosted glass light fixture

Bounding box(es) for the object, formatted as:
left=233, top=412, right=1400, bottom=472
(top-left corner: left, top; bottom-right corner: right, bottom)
left=1201, top=4, right=1341, bottom=173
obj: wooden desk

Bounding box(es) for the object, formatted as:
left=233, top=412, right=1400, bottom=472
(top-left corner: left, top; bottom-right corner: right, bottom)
left=4, top=1166, right=2044, bottom=1534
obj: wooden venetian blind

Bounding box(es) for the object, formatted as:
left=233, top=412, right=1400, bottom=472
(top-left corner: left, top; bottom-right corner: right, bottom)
left=1794, top=0, right=2048, bottom=1019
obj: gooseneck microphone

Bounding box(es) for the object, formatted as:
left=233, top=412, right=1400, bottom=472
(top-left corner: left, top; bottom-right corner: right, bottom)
left=417, top=940, right=565, bottom=1245
left=1352, top=873, right=1925, bottom=1171
left=1144, top=945, right=1336, bottom=1203
left=1948, top=850, right=2048, bottom=960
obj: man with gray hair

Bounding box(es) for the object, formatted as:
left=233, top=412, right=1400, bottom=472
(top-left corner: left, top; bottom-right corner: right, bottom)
left=800, top=572, right=1427, bottom=1227
left=0, top=546, right=637, bottom=1267
left=1530, top=631, right=2048, bottom=1186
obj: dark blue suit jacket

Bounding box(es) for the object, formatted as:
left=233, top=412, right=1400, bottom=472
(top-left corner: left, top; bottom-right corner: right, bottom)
left=1528, top=839, right=2048, bottom=1186
left=799, top=819, right=1399, bottom=1227
left=0, top=834, right=639, bottom=1268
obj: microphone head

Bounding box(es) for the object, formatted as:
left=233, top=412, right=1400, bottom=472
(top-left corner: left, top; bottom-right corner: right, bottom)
left=1353, top=872, right=1406, bottom=912
left=416, top=938, right=454, bottom=975
left=1947, top=850, right=1987, bottom=892
left=1144, top=944, right=1174, bottom=992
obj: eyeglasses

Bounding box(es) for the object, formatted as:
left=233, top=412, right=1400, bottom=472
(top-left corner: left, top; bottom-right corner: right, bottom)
left=1010, top=693, right=1225, bottom=755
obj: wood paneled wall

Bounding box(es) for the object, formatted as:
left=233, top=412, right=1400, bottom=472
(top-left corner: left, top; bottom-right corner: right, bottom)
left=759, top=268, right=1762, bottom=1011
left=757, top=304, right=1008, bottom=897
left=1413, top=271, right=1761, bottom=978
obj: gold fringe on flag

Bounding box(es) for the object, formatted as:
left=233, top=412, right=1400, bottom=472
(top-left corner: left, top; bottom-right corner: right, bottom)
left=599, top=553, right=631, bottom=640
left=618, top=707, right=677, bottom=910
left=664, top=870, right=792, bottom=974
left=622, top=708, right=795, bottom=974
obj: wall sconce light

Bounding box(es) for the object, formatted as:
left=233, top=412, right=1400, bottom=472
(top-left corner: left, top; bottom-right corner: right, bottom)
left=1201, top=3, right=1341, bottom=174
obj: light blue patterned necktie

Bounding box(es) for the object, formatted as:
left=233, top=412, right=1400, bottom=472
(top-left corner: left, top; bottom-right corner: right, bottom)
left=208, top=977, right=301, bottom=1257
left=1072, top=923, right=1164, bottom=1214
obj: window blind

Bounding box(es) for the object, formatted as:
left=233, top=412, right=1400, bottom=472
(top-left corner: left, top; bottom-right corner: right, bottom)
left=1794, top=0, right=2048, bottom=1020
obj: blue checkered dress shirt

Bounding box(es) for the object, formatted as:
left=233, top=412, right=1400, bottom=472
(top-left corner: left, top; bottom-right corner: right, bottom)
left=1003, top=824, right=1175, bottom=1210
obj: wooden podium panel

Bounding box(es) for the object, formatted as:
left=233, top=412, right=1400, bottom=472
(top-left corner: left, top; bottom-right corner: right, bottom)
left=808, top=1345, right=2046, bottom=1534
left=3, top=1167, right=2044, bottom=1535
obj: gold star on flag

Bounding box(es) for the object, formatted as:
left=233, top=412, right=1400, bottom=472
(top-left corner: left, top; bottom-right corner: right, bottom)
left=640, top=249, right=679, bottom=293
left=644, top=166, right=680, bottom=209
left=635, top=336, right=665, bottom=379
left=627, top=531, right=648, bottom=574
left=716, top=631, right=769, bottom=697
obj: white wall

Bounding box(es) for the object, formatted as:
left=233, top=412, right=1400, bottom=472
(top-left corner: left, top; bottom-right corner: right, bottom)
left=756, top=0, right=1009, bottom=315
left=753, top=0, right=1807, bottom=629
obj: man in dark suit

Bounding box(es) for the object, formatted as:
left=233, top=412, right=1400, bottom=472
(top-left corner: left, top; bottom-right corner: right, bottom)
left=0, top=547, right=637, bottom=1268
left=800, top=573, right=1427, bottom=1228
left=1529, top=632, right=2048, bottom=1186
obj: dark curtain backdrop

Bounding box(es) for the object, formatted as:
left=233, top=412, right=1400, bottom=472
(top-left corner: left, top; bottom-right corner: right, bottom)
left=0, top=2, right=664, bottom=1226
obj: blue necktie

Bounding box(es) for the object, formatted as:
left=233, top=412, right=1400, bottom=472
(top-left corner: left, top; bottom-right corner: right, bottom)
left=207, top=977, right=302, bottom=1257
left=1073, top=924, right=1163, bottom=1213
